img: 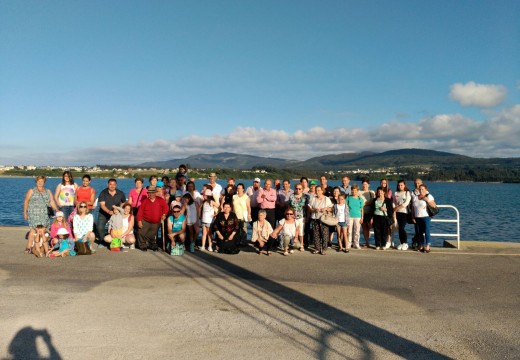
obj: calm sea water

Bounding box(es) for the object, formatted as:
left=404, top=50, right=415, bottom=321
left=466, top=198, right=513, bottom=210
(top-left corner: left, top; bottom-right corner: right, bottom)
left=2, top=177, right=519, bottom=245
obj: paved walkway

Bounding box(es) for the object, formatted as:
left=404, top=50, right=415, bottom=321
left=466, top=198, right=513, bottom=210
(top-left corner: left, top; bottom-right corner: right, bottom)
left=1, top=226, right=519, bottom=359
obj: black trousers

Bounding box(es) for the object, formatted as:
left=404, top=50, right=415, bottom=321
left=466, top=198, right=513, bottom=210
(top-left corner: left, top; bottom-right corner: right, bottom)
left=373, top=215, right=389, bottom=248
left=138, top=220, right=160, bottom=250
left=217, top=236, right=241, bottom=253
left=396, top=212, right=408, bottom=244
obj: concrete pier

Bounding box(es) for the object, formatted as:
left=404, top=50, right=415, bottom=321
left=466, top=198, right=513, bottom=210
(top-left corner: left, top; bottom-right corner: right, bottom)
left=1, top=226, right=519, bottom=359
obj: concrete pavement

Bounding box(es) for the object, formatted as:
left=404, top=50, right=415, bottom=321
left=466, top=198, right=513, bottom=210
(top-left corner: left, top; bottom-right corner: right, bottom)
left=1, top=226, right=519, bottom=359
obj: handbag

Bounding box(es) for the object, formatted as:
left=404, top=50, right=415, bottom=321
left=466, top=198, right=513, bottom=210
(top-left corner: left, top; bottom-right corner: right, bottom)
left=383, top=210, right=395, bottom=227
left=320, top=213, right=338, bottom=227
left=426, top=203, right=439, bottom=217
left=47, top=206, right=54, bottom=217
left=75, top=241, right=92, bottom=255
left=170, top=243, right=185, bottom=256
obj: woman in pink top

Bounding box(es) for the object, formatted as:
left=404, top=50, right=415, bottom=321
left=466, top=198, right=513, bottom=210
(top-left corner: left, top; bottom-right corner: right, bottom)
left=128, top=178, right=148, bottom=216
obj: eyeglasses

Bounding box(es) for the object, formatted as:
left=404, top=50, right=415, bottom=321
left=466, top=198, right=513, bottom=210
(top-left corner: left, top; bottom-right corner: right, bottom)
left=173, top=210, right=180, bottom=213
left=286, top=213, right=294, bottom=216
left=295, top=187, right=302, bottom=190
left=79, top=205, right=87, bottom=208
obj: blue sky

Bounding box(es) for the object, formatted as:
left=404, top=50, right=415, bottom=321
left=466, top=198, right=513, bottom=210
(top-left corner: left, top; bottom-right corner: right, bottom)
left=1, top=0, right=519, bottom=165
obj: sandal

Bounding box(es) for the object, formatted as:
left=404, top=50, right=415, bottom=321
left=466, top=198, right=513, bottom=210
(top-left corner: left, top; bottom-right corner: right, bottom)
left=267, top=251, right=271, bottom=256
left=24, top=248, right=32, bottom=254
left=343, top=249, right=349, bottom=253
left=320, top=251, right=327, bottom=255
left=337, top=248, right=343, bottom=252
left=283, top=251, right=289, bottom=256
left=299, top=247, right=304, bottom=252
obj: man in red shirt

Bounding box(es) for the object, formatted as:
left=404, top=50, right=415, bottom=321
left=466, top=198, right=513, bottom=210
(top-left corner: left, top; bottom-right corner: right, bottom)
left=137, top=186, right=169, bottom=252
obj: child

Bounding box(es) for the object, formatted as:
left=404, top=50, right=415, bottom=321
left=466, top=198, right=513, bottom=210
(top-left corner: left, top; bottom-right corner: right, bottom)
left=50, top=211, right=72, bottom=245
left=200, top=189, right=218, bottom=252
left=49, top=227, right=76, bottom=258
left=175, top=164, right=188, bottom=181
left=182, top=193, right=198, bottom=252
left=104, top=205, right=124, bottom=247
left=32, top=225, right=50, bottom=258
left=335, top=194, right=350, bottom=253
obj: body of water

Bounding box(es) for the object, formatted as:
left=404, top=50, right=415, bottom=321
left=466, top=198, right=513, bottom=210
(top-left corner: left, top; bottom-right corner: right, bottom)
left=2, top=177, right=519, bottom=245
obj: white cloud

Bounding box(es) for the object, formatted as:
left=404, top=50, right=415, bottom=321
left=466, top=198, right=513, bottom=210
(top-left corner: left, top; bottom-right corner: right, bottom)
left=3, top=104, right=520, bottom=166
left=449, top=81, right=507, bottom=107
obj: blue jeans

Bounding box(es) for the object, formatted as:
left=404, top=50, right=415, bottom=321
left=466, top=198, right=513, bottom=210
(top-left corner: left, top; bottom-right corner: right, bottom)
left=415, top=217, right=431, bottom=246
left=60, top=205, right=75, bottom=223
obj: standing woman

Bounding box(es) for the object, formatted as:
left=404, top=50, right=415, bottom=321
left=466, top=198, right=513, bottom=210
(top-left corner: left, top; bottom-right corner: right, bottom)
left=186, top=181, right=201, bottom=243
left=75, top=174, right=96, bottom=210
left=412, top=184, right=436, bottom=253
left=54, top=171, right=78, bottom=222
left=372, top=187, right=394, bottom=250
left=308, top=186, right=333, bottom=255
left=128, top=178, right=148, bottom=216
left=23, top=175, right=58, bottom=253
left=393, top=180, right=411, bottom=250
left=379, top=178, right=394, bottom=249
left=360, top=178, right=375, bottom=248
left=232, top=183, right=251, bottom=246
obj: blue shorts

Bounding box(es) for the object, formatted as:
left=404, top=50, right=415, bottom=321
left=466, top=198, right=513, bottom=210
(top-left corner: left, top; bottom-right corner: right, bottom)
left=337, top=221, right=348, bottom=229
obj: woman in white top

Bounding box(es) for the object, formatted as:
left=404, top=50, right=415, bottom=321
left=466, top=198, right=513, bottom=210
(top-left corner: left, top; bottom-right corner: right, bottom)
left=54, top=170, right=78, bottom=223
left=412, top=184, right=436, bottom=253
left=308, top=186, right=333, bottom=254
left=73, top=201, right=96, bottom=251
left=120, top=203, right=136, bottom=248
left=271, top=207, right=299, bottom=256
left=232, top=183, right=251, bottom=246
left=393, top=180, right=411, bottom=250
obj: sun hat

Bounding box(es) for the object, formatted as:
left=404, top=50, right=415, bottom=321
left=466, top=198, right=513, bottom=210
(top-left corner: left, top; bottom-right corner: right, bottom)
left=147, top=186, right=158, bottom=193
left=204, top=189, right=213, bottom=196
left=55, top=211, right=64, bottom=217
left=254, top=178, right=261, bottom=183
left=57, top=228, right=69, bottom=235
left=208, top=172, right=217, bottom=179
left=170, top=200, right=182, bottom=208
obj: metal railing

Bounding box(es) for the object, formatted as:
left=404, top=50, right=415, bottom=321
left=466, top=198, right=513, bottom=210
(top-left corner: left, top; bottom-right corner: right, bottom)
left=431, top=205, right=460, bottom=249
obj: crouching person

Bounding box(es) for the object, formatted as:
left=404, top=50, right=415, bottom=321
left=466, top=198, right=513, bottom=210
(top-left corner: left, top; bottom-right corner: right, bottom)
left=167, top=205, right=186, bottom=253
left=213, top=202, right=239, bottom=254
left=50, top=228, right=76, bottom=258
left=251, top=209, right=276, bottom=256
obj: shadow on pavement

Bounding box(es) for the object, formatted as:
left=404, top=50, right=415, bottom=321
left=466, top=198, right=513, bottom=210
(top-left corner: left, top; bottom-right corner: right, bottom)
left=6, top=326, right=62, bottom=360
left=153, top=251, right=453, bottom=359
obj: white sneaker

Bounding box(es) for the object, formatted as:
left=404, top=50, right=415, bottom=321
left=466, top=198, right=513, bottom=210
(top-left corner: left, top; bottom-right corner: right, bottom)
left=129, top=244, right=135, bottom=250
left=355, top=244, right=361, bottom=249
left=289, top=250, right=294, bottom=254
left=397, top=244, right=403, bottom=250
left=207, top=247, right=213, bottom=252
left=384, top=242, right=391, bottom=249
left=401, top=243, right=409, bottom=251
left=376, top=246, right=381, bottom=250
left=199, top=247, right=206, bottom=251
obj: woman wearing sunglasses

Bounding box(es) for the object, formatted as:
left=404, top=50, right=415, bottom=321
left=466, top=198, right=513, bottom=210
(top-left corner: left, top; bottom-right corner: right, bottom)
left=271, top=207, right=299, bottom=256
left=73, top=201, right=96, bottom=251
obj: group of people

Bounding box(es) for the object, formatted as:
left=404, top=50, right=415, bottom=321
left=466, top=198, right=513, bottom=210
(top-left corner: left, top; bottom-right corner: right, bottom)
left=22, top=166, right=437, bottom=258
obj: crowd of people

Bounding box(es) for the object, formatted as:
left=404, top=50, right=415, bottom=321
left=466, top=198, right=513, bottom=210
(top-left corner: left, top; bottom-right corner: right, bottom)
left=22, top=165, right=438, bottom=258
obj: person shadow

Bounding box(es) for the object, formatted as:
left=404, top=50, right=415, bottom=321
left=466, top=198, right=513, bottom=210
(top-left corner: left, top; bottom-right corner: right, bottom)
left=6, top=327, right=62, bottom=360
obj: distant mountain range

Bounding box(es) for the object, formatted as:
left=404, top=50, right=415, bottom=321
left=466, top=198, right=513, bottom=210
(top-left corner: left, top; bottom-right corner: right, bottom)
left=138, top=149, right=520, bottom=170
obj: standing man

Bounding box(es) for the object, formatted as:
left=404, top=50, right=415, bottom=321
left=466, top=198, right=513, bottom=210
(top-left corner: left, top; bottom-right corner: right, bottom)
left=246, top=178, right=262, bottom=224
left=276, top=179, right=294, bottom=222
left=257, top=179, right=277, bottom=229
left=137, top=186, right=169, bottom=252
left=97, top=178, right=126, bottom=244
left=339, top=176, right=352, bottom=196
left=207, top=173, right=223, bottom=207
left=320, top=175, right=334, bottom=198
